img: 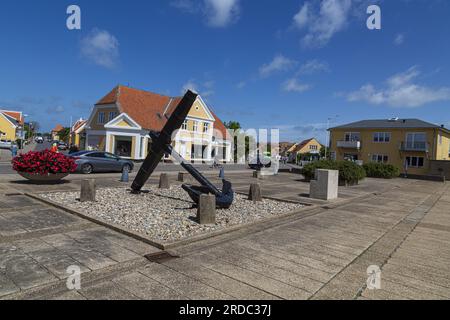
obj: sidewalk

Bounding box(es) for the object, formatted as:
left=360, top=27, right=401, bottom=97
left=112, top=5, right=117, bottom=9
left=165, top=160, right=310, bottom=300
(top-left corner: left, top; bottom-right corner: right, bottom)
left=0, top=142, right=35, bottom=163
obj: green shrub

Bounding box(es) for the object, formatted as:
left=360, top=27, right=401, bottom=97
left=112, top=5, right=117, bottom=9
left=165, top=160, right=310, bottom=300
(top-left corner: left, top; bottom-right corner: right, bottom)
left=301, top=160, right=366, bottom=184
left=363, top=162, right=400, bottom=179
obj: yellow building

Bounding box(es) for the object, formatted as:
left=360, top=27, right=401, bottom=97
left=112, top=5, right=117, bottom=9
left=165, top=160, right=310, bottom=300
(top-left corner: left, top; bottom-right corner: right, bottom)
left=329, top=118, right=450, bottom=176
left=85, top=85, right=232, bottom=161
left=0, top=110, right=24, bottom=142
left=70, top=119, right=87, bottom=148
left=287, top=138, right=323, bottom=162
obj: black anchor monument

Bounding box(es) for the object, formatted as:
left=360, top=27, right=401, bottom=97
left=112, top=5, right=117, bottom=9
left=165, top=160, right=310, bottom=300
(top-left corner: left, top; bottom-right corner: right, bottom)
left=130, top=90, right=234, bottom=209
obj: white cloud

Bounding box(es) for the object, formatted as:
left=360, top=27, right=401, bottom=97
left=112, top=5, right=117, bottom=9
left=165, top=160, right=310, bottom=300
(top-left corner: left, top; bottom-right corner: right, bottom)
left=204, top=0, right=240, bottom=27
left=259, top=55, right=297, bottom=78
left=297, top=59, right=330, bottom=75
left=236, top=81, right=246, bottom=89
left=346, top=67, right=450, bottom=107
left=394, top=33, right=405, bottom=46
left=282, top=78, right=311, bottom=93
left=80, top=29, right=119, bottom=68
left=181, top=79, right=215, bottom=97
left=170, top=0, right=199, bottom=13
left=293, top=0, right=352, bottom=48
left=181, top=79, right=199, bottom=94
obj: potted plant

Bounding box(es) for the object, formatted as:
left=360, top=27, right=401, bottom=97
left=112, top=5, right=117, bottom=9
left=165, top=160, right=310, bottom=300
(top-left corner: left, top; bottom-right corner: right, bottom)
left=12, top=149, right=77, bottom=183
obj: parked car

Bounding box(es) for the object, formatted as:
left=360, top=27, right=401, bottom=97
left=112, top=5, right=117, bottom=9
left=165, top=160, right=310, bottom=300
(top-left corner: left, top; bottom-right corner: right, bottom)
left=69, top=151, right=134, bottom=174
left=35, top=136, right=44, bottom=144
left=57, top=142, right=68, bottom=151
left=0, top=140, right=12, bottom=149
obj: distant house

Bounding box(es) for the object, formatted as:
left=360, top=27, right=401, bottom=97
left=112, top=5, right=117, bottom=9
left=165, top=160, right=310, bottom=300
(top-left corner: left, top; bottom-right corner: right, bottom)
left=0, top=109, right=25, bottom=142
left=329, top=118, right=450, bottom=177
left=287, top=138, right=323, bottom=162
left=70, top=119, right=87, bottom=149
left=85, top=85, right=232, bottom=161
left=51, top=124, right=64, bottom=141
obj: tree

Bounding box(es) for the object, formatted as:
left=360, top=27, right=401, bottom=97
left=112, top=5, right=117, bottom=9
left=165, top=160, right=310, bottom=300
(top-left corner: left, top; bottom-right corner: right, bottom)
left=320, top=146, right=331, bottom=159
left=224, top=120, right=255, bottom=163
left=58, top=127, right=70, bottom=143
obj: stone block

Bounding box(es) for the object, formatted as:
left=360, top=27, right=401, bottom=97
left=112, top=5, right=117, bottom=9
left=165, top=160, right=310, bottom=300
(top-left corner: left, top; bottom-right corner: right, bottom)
left=248, top=183, right=262, bottom=202
left=80, top=179, right=96, bottom=202
left=310, top=169, right=339, bottom=201
left=197, top=194, right=216, bottom=225
left=253, top=171, right=262, bottom=179
left=159, top=173, right=170, bottom=189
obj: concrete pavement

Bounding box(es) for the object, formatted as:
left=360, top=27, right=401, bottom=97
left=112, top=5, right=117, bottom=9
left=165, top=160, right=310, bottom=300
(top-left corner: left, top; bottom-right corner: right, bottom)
left=0, top=171, right=449, bottom=300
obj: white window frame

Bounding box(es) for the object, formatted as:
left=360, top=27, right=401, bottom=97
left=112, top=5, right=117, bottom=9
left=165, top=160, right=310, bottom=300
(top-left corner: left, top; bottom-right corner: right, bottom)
left=405, top=156, right=425, bottom=168
left=373, top=132, right=391, bottom=143
left=109, top=111, right=117, bottom=121
left=181, top=120, right=188, bottom=131
left=371, top=154, right=389, bottom=163
left=406, top=132, right=427, bottom=150
left=344, top=132, right=360, bottom=142
left=193, top=121, right=199, bottom=132
left=203, top=122, right=210, bottom=133
left=309, top=145, right=318, bottom=151
left=98, top=112, right=105, bottom=124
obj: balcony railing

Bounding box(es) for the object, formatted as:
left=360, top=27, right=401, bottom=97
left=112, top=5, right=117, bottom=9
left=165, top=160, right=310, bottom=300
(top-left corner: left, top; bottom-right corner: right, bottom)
left=337, top=140, right=361, bottom=149
left=400, top=141, right=429, bottom=152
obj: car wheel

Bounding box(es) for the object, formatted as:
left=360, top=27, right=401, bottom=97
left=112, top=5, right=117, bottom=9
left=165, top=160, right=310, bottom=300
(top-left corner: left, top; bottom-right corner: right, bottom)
left=122, top=164, right=132, bottom=173
left=81, top=164, right=93, bottom=174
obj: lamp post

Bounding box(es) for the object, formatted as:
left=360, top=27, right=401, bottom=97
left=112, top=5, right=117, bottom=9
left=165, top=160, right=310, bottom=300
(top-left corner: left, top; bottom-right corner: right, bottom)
left=325, top=115, right=339, bottom=160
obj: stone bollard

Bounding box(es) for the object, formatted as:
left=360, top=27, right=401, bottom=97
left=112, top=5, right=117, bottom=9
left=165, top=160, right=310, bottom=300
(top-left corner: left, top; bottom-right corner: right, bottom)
left=248, top=183, right=262, bottom=203
left=120, top=166, right=129, bottom=183
left=197, top=194, right=216, bottom=225
left=310, top=169, right=339, bottom=200
left=159, top=173, right=170, bottom=189
left=177, top=172, right=185, bottom=182
left=253, top=170, right=261, bottom=179
left=80, top=179, right=96, bottom=202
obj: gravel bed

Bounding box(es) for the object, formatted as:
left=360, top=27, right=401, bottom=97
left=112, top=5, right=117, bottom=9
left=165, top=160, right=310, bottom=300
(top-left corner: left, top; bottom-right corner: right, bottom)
left=41, top=186, right=304, bottom=243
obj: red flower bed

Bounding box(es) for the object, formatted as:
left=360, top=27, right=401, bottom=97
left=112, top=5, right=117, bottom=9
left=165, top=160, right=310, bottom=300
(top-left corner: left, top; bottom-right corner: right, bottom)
left=12, top=150, right=77, bottom=175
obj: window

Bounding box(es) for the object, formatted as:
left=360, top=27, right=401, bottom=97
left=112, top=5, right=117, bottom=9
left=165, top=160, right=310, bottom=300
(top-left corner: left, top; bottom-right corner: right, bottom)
left=310, top=145, right=318, bottom=151
left=406, top=133, right=427, bottom=150
left=344, top=132, right=360, bottom=142
left=181, top=120, right=188, bottom=130
left=109, top=111, right=117, bottom=121
left=98, top=112, right=105, bottom=124
left=439, top=134, right=443, bottom=145
left=203, top=122, right=210, bottom=133
left=373, top=132, right=391, bottom=143
left=405, top=156, right=425, bottom=168
left=193, top=121, right=199, bottom=132
left=371, top=154, right=389, bottom=163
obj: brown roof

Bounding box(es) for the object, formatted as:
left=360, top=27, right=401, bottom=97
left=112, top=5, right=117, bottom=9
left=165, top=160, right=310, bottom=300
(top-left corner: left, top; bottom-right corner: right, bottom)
left=96, top=85, right=231, bottom=139
left=52, top=124, right=64, bottom=133
left=291, top=138, right=322, bottom=153
left=1, top=110, right=24, bottom=125
left=72, top=119, right=87, bottom=132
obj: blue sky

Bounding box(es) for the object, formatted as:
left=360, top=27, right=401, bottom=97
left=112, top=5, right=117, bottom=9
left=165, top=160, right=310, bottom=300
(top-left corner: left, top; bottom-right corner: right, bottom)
left=1, top=0, right=449, bottom=143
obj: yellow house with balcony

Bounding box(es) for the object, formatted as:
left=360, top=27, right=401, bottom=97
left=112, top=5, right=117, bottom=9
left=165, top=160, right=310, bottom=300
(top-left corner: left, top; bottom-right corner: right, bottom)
left=329, top=118, right=450, bottom=176
left=84, top=85, right=232, bottom=162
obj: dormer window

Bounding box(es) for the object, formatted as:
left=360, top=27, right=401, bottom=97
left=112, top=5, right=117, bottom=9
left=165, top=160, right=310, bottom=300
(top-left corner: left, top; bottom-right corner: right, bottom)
left=98, top=112, right=105, bottom=124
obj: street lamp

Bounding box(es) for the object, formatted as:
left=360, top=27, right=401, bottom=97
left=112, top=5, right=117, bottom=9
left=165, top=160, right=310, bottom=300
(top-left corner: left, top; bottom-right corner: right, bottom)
left=325, top=115, right=339, bottom=160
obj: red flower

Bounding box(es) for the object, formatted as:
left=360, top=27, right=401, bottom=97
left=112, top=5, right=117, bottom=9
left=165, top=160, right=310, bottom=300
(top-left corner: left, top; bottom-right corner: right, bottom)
left=12, top=149, right=77, bottom=175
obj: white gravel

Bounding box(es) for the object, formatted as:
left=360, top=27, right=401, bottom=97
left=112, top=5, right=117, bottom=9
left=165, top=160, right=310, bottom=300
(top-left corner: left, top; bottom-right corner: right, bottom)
left=41, top=186, right=304, bottom=243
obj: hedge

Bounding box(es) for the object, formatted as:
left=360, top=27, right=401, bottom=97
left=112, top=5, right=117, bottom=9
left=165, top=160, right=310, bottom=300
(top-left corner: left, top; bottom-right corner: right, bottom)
left=363, top=162, right=400, bottom=179
left=301, top=160, right=366, bottom=185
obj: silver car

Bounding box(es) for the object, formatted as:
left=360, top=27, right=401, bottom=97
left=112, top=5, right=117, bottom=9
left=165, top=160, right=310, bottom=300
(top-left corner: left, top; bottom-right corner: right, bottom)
left=70, top=151, right=134, bottom=174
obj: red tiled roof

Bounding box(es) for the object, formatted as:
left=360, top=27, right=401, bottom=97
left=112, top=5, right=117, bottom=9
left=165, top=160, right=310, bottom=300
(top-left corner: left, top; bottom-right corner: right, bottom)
left=52, top=124, right=64, bottom=133
left=72, top=119, right=87, bottom=132
left=96, top=85, right=231, bottom=139
left=0, top=110, right=23, bottom=125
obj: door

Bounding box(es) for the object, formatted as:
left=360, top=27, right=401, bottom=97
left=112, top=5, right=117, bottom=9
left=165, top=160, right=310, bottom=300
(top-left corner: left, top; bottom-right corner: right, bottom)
left=180, top=142, right=187, bottom=158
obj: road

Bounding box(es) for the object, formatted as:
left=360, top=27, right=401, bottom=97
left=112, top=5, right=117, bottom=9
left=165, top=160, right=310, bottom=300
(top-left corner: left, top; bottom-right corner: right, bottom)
left=0, top=142, right=254, bottom=175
